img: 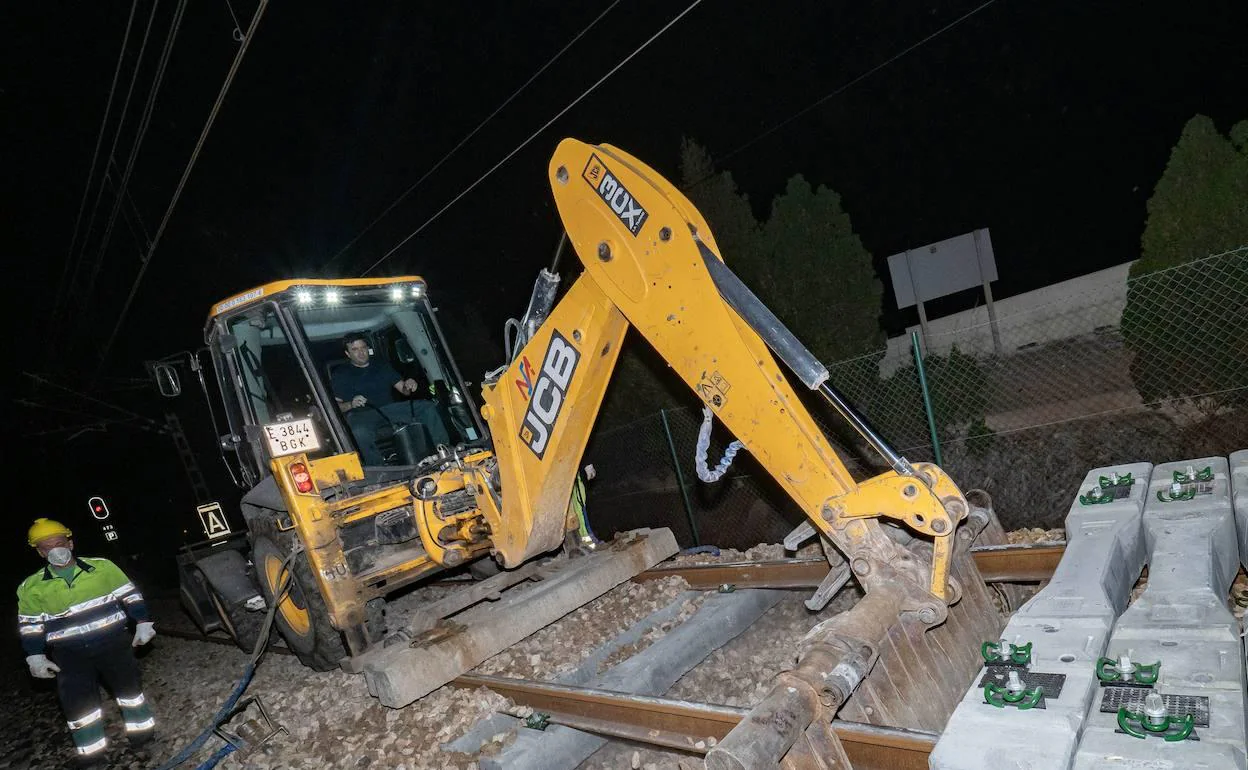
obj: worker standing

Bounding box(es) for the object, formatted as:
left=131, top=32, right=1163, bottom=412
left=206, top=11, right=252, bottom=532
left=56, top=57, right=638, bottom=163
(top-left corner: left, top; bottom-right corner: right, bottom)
left=17, top=518, right=157, bottom=767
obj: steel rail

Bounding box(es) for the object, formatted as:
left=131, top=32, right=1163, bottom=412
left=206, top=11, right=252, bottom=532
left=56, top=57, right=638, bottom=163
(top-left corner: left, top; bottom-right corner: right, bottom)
left=634, top=542, right=1065, bottom=589
left=452, top=673, right=936, bottom=769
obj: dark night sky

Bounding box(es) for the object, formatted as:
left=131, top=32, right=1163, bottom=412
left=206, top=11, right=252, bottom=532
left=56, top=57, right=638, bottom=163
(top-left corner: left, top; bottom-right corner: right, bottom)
left=2, top=1, right=1245, bottom=587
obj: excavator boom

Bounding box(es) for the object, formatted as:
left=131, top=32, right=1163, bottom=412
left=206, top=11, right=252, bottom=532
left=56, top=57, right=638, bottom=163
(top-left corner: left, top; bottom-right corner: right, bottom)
left=471, top=139, right=998, bottom=764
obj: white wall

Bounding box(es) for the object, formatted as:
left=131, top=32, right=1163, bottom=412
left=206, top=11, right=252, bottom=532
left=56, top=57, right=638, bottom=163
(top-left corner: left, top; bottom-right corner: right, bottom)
left=880, top=261, right=1135, bottom=374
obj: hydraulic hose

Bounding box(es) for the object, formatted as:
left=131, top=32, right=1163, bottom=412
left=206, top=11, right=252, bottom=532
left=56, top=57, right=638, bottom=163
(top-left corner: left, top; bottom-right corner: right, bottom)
left=194, top=744, right=236, bottom=769
left=157, top=547, right=298, bottom=769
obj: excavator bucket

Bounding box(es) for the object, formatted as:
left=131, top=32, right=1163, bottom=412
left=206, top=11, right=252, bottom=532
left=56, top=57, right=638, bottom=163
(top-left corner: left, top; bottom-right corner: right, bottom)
left=836, top=498, right=1008, bottom=733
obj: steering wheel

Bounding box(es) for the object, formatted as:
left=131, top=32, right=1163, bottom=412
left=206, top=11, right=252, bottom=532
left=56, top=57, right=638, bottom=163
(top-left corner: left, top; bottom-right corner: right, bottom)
left=350, top=401, right=429, bottom=465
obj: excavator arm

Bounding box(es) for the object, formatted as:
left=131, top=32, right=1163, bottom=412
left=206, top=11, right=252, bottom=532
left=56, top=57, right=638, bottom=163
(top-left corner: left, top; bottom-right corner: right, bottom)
left=479, top=138, right=967, bottom=600
left=472, top=139, right=979, bottom=766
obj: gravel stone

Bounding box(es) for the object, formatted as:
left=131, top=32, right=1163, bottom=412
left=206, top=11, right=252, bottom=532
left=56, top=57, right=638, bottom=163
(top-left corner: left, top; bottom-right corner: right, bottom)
left=14, top=526, right=1239, bottom=770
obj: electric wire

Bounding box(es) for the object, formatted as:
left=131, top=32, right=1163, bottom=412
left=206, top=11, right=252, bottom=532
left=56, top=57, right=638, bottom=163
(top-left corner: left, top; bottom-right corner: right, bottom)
left=321, top=0, right=625, bottom=273
left=51, top=0, right=140, bottom=345
left=53, top=0, right=175, bottom=364
left=48, top=0, right=140, bottom=354
left=23, top=372, right=165, bottom=428
left=222, top=0, right=243, bottom=40
left=105, top=160, right=153, bottom=249
left=358, top=0, right=707, bottom=277
left=92, top=0, right=270, bottom=384
left=81, top=0, right=184, bottom=300
left=692, top=0, right=999, bottom=181
left=15, top=398, right=147, bottom=427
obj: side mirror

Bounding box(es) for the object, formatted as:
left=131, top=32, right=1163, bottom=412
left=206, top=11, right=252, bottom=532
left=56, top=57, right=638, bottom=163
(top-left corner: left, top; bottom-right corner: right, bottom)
left=153, top=363, right=182, bottom=398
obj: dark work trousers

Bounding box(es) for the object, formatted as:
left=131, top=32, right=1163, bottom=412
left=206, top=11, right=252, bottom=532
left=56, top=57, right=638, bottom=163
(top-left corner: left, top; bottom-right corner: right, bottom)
left=348, top=400, right=451, bottom=464
left=52, top=632, right=154, bottom=759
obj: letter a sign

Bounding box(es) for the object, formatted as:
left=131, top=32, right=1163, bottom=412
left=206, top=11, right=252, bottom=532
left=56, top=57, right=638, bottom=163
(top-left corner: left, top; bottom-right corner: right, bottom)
left=196, top=502, right=233, bottom=540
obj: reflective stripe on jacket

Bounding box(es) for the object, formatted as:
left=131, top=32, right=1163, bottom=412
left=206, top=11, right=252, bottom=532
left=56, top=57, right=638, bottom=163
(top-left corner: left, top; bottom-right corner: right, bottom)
left=16, top=558, right=149, bottom=655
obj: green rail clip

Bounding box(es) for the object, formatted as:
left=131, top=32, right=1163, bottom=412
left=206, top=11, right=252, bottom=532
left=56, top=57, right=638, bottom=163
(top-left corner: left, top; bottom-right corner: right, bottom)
left=1096, top=655, right=1160, bottom=685
left=982, top=639, right=1032, bottom=666
left=1117, top=693, right=1195, bottom=741
left=1080, top=486, right=1116, bottom=505
left=1157, top=483, right=1198, bottom=503
left=984, top=680, right=1044, bottom=710
left=1173, top=466, right=1213, bottom=484
left=1098, top=472, right=1134, bottom=488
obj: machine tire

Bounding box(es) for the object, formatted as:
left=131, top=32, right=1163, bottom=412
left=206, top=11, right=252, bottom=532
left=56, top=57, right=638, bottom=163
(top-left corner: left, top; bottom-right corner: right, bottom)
left=200, top=570, right=265, bottom=653
left=250, top=534, right=345, bottom=671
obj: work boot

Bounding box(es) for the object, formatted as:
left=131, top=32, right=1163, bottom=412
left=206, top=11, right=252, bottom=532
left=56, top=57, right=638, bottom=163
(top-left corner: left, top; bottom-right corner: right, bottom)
left=76, top=753, right=109, bottom=770
left=128, top=731, right=155, bottom=749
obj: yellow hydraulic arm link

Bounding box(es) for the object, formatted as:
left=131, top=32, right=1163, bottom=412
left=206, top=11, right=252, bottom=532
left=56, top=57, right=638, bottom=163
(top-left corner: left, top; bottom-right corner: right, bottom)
left=539, top=139, right=970, bottom=596
left=474, top=139, right=975, bottom=767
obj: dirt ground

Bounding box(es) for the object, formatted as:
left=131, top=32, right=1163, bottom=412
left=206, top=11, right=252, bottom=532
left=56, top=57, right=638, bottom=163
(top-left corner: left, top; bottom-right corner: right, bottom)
left=7, top=523, right=1248, bottom=770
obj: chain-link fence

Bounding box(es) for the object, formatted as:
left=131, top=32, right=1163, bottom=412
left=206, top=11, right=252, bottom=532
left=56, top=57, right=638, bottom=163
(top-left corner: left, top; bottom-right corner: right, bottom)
left=583, top=247, right=1248, bottom=547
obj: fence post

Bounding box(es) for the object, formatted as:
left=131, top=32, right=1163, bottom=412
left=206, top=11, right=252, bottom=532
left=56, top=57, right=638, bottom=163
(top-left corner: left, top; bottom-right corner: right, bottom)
left=911, top=331, right=943, bottom=466
left=659, top=408, right=701, bottom=546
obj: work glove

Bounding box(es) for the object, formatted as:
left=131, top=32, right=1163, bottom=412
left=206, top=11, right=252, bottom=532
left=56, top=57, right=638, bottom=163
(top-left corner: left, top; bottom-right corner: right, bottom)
left=132, top=621, right=156, bottom=647
left=26, top=654, right=60, bottom=679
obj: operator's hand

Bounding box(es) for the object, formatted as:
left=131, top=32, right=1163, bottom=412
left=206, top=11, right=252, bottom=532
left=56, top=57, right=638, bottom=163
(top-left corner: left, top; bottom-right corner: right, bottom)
left=132, top=621, right=156, bottom=647
left=396, top=379, right=419, bottom=396
left=350, top=395, right=368, bottom=409
left=26, top=654, right=60, bottom=679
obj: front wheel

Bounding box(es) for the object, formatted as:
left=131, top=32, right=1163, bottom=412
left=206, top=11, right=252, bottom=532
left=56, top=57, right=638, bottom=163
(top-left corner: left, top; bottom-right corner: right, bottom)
left=251, top=535, right=346, bottom=671
left=198, top=569, right=264, bottom=653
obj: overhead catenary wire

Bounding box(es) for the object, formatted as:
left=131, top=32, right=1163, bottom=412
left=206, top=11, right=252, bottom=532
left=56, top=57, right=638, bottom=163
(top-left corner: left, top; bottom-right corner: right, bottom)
left=105, top=159, right=153, bottom=250
left=691, top=0, right=1000, bottom=182
left=51, top=0, right=141, bottom=341
left=92, top=0, right=270, bottom=385
left=53, top=0, right=176, bottom=366
left=23, top=372, right=166, bottom=429
left=79, top=0, right=185, bottom=303
left=320, top=0, right=625, bottom=274
left=15, top=398, right=150, bottom=428
left=358, top=0, right=707, bottom=277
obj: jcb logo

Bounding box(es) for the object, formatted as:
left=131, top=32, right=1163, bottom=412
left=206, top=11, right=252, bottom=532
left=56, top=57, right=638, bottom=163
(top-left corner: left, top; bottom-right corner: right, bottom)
left=582, top=154, right=648, bottom=236
left=519, top=331, right=580, bottom=459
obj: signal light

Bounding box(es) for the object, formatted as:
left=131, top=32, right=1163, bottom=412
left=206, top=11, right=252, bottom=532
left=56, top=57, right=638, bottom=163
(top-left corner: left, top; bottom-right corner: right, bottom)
left=289, top=462, right=314, bottom=494
left=88, top=496, right=110, bottom=520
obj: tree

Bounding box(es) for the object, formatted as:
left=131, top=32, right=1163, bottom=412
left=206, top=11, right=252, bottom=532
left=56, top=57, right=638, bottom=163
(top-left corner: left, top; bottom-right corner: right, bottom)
left=678, top=138, right=763, bottom=269
left=596, top=141, right=887, bottom=428
left=1122, top=115, right=1248, bottom=406
left=1136, top=115, right=1248, bottom=276
left=755, top=176, right=884, bottom=363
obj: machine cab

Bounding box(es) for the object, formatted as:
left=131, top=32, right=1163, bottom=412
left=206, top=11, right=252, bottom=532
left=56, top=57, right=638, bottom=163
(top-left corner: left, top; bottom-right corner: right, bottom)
left=206, top=277, right=486, bottom=486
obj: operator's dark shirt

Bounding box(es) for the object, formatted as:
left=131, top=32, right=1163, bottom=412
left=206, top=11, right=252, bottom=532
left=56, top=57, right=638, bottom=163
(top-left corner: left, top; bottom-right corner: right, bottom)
left=332, top=360, right=404, bottom=406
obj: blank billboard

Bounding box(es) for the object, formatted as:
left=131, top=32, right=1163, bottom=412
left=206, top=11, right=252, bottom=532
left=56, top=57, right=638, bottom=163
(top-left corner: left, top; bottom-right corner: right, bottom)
left=887, top=229, right=997, bottom=309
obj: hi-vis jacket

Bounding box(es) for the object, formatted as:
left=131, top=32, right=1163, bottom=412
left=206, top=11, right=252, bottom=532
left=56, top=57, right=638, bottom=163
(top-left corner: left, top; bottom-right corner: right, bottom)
left=17, top=558, right=149, bottom=655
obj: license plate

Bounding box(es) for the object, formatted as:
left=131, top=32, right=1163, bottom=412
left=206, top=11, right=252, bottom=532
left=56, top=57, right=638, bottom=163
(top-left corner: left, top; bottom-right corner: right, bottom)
left=263, top=417, right=321, bottom=458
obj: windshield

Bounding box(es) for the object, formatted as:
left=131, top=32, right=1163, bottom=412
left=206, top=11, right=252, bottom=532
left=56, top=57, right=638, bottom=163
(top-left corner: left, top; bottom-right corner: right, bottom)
left=286, top=284, right=484, bottom=465
left=221, top=282, right=484, bottom=469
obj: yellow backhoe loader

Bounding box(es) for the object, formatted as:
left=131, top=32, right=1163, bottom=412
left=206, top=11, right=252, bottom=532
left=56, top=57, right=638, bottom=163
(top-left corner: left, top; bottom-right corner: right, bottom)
left=155, top=139, right=1004, bottom=766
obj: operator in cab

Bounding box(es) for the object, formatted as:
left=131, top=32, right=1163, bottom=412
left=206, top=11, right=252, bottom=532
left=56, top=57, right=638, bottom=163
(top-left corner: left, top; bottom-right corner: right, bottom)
left=332, top=332, right=451, bottom=464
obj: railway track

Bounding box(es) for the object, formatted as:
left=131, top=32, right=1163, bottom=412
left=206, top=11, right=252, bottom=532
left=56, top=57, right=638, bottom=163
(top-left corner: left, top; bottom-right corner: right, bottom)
left=634, top=542, right=1064, bottom=589
left=454, top=542, right=1061, bottom=766
left=168, top=542, right=1062, bottom=766
left=450, top=674, right=936, bottom=769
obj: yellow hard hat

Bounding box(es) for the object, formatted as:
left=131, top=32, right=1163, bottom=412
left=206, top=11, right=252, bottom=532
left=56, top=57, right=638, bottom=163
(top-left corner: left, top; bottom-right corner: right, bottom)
left=28, top=518, right=72, bottom=547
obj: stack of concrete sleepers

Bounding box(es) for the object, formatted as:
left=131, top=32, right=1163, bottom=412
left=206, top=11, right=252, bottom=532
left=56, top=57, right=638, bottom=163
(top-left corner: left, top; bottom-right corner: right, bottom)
left=930, top=463, right=1152, bottom=769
